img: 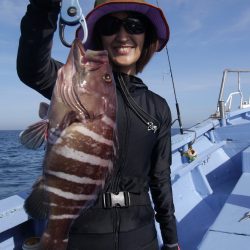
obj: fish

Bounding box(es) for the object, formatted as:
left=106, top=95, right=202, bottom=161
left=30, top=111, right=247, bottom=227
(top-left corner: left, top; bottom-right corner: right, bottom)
left=20, top=38, right=117, bottom=250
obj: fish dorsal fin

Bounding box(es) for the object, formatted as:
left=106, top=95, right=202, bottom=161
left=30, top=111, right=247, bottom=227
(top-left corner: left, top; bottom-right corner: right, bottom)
left=19, top=120, right=49, bottom=150
left=39, top=102, right=49, bottom=119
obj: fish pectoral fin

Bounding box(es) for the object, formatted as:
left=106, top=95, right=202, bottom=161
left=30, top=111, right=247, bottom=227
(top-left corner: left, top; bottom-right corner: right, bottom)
left=39, top=102, right=49, bottom=119
left=19, top=120, right=49, bottom=150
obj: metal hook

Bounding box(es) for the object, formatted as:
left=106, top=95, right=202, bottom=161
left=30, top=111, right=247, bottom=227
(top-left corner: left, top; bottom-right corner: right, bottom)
left=59, top=0, right=88, bottom=47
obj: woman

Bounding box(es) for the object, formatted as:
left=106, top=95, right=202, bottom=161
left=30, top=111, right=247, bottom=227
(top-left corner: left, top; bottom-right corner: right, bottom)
left=17, top=0, right=180, bottom=249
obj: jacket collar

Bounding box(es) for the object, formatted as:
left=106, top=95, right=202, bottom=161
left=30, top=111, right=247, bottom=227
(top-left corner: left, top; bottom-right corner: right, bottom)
left=113, top=72, right=148, bottom=92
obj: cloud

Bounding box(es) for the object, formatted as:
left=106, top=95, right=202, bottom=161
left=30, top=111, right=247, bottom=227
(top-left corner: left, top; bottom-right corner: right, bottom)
left=166, top=1, right=250, bottom=48
left=165, top=0, right=189, bottom=7
left=164, top=0, right=213, bottom=38
left=226, top=8, right=250, bottom=33
left=182, top=16, right=203, bottom=34
left=198, top=7, right=250, bottom=46
left=0, top=0, right=28, bottom=26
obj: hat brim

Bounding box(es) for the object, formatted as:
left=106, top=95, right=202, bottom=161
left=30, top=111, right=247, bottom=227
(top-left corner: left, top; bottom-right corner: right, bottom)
left=77, top=2, right=169, bottom=51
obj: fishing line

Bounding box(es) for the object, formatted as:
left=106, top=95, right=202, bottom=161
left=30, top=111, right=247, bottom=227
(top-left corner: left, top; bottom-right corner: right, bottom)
left=155, top=0, right=184, bottom=134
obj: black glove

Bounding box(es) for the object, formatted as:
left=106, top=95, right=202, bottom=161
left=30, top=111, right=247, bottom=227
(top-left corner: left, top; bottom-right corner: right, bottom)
left=30, top=0, right=61, bottom=12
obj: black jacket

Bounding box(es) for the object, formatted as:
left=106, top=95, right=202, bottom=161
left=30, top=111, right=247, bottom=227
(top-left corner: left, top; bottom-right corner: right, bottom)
left=17, top=2, right=178, bottom=247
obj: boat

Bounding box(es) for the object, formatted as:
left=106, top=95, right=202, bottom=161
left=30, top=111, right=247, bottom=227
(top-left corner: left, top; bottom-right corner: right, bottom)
left=0, top=69, right=250, bottom=250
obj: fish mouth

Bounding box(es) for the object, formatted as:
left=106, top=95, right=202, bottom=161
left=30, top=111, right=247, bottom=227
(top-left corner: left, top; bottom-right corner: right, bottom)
left=73, top=39, right=107, bottom=71
left=75, top=39, right=86, bottom=58
left=73, top=39, right=86, bottom=68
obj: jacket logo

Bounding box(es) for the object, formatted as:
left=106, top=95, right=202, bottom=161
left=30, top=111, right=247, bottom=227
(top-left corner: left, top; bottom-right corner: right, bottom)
left=147, top=122, right=158, bottom=133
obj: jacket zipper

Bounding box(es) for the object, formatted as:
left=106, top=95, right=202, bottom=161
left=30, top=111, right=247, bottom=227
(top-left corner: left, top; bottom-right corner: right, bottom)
left=111, top=73, right=159, bottom=250
left=108, top=79, right=130, bottom=250
left=114, top=207, right=120, bottom=250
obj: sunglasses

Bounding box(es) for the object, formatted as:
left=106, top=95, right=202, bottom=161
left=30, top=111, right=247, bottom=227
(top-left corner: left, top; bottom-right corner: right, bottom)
left=96, top=15, right=146, bottom=36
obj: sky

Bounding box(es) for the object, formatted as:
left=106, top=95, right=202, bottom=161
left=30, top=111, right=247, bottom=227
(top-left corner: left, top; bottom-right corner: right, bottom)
left=0, top=0, right=250, bottom=130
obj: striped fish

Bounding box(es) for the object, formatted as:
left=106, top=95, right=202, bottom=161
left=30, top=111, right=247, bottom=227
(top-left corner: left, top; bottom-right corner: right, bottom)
left=20, top=38, right=117, bottom=250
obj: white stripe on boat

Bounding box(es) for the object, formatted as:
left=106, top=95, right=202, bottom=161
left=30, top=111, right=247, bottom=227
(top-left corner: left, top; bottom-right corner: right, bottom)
left=45, top=186, right=97, bottom=200
left=53, top=145, right=112, bottom=167
left=46, top=170, right=104, bottom=185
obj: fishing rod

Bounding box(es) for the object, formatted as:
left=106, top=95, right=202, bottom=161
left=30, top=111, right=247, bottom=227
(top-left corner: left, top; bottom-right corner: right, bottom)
left=59, top=0, right=88, bottom=47
left=166, top=47, right=184, bottom=134
left=155, top=0, right=184, bottom=135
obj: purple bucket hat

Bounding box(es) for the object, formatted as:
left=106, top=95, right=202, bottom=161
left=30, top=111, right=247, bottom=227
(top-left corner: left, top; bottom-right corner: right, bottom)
left=77, top=0, right=170, bottom=51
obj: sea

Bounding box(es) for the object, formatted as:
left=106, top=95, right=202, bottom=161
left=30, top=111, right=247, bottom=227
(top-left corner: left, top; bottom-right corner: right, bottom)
left=0, top=129, right=180, bottom=200
left=0, top=130, right=44, bottom=200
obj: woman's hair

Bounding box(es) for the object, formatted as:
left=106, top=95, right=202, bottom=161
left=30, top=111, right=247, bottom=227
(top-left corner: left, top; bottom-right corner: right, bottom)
left=92, top=12, right=158, bottom=74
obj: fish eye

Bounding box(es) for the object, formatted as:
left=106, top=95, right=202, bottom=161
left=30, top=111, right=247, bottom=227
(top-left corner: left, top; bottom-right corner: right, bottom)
left=102, top=73, right=112, bottom=83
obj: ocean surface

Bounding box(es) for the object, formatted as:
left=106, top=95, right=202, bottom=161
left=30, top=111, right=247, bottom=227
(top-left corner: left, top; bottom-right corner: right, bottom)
left=0, top=129, right=180, bottom=200
left=0, top=130, right=44, bottom=200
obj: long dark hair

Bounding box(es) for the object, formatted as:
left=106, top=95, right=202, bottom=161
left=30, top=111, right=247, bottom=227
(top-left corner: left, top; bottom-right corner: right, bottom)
left=92, top=12, right=158, bottom=74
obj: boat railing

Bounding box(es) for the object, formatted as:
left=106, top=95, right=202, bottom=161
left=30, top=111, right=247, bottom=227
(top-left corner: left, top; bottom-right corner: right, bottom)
left=213, top=69, right=250, bottom=124
left=224, top=90, right=244, bottom=111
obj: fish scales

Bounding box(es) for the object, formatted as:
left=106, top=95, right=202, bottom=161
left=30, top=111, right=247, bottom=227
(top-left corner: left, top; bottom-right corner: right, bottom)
left=21, top=39, right=117, bottom=250
left=45, top=175, right=102, bottom=195
left=45, top=154, right=109, bottom=179
left=54, top=123, right=114, bottom=159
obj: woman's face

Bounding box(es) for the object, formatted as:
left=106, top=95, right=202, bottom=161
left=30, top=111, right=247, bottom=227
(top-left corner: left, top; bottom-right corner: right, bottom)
left=100, top=12, right=145, bottom=75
